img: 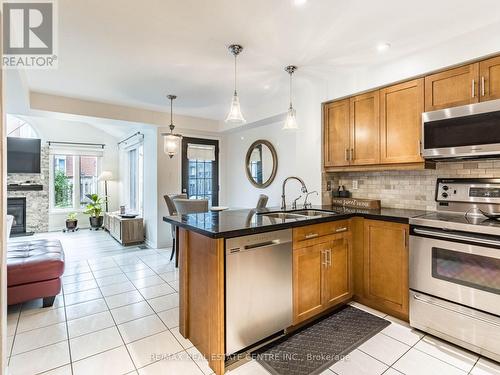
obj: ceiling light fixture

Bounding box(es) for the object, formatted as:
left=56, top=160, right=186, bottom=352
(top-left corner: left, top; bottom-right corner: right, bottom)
left=294, top=0, right=308, bottom=6
left=225, top=44, right=246, bottom=125
left=283, top=65, right=298, bottom=130
left=376, top=42, right=391, bottom=52
left=161, top=94, right=183, bottom=158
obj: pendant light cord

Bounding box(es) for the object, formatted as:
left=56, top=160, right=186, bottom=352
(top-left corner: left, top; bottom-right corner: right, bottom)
left=170, top=97, right=173, bottom=126
left=234, top=54, right=237, bottom=94
left=289, top=71, right=293, bottom=109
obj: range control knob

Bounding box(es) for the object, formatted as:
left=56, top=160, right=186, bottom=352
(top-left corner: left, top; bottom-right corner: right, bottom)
left=442, top=192, right=449, bottom=198
left=442, top=185, right=449, bottom=191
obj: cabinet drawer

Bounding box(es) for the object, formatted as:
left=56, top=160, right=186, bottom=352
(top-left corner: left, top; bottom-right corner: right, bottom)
left=293, top=220, right=350, bottom=244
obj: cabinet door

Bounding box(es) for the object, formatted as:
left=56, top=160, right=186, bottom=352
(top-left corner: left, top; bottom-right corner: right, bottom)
left=363, top=220, right=409, bottom=320
left=293, top=244, right=323, bottom=324
left=350, top=91, right=380, bottom=165
left=424, top=63, right=479, bottom=111
left=321, top=236, right=352, bottom=307
left=323, top=100, right=350, bottom=167
left=380, top=79, right=424, bottom=164
left=480, top=56, right=500, bottom=101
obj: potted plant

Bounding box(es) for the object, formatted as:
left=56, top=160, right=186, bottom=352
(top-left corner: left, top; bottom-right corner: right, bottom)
left=83, top=193, right=104, bottom=230
left=65, top=212, right=78, bottom=231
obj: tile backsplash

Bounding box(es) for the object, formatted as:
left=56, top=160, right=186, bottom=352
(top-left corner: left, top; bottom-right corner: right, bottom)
left=323, top=160, right=500, bottom=211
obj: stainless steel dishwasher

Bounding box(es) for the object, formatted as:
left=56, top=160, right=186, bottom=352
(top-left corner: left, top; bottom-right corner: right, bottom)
left=225, top=229, right=293, bottom=356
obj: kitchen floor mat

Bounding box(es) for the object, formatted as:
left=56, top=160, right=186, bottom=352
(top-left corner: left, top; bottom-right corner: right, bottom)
left=254, top=305, right=390, bottom=375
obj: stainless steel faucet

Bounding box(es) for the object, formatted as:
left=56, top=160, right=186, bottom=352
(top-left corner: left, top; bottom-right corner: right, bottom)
left=303, top=191, right=318, bottom=209
left=281, top=176, right=308, bottom=210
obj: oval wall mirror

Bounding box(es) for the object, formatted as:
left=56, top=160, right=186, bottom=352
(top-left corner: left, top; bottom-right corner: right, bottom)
left=245, top=140, right=278, bottom=188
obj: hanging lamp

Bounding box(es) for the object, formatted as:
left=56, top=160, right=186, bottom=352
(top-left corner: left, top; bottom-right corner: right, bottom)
left=283, top=65, right=298, bottom=130
left=225, top=44, right=246, bottom=124
left=161, top=95, right=183, bottom=158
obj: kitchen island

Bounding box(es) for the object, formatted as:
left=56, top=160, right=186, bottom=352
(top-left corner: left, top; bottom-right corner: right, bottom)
left=163, top=206, right=427, bottom=375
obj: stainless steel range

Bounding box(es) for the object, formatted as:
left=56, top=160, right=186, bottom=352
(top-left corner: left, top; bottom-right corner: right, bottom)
left=409, top=178, right=500, bottom=362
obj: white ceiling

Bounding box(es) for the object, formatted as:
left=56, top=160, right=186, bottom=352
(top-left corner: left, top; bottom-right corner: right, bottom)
left=25, top=0, right=500, bottom=122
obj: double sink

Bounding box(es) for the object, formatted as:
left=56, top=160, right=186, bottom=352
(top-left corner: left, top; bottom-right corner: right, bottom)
left=258, top=209, right=336, bottom=221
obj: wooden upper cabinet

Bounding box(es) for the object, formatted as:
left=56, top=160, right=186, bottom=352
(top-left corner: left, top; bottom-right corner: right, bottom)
left=480, top=56, right=500, bottom=101
left=363, top=220, right=409, bottom=321
left=350, top=91, right=380, bottom=165
left=380, top=79, right=424, bottom=164
left=323, top=99, right=350, bottom=167
left=424, top=63, right=479, bottom=111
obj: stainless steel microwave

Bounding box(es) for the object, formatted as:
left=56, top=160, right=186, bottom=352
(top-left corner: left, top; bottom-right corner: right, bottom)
left=422, top=99, right=500, bottom=160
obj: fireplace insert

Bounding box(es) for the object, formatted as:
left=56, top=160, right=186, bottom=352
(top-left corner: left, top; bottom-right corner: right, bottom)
left=7, top=197, right=26, bottom=235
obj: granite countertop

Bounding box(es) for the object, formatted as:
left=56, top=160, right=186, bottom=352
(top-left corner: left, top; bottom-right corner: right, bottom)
left=163, top=205, right=429, bottom=239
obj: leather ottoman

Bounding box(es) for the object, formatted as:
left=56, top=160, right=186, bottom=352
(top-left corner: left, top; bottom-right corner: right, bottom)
left=7, top=239, right=65, bottom=307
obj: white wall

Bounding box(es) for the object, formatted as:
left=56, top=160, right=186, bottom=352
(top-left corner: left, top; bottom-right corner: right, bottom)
left=21, top=116, right=121, bottom=231
left=224, top=78, right=326, bottom=209
left=141, top=127, right=159, bottom=248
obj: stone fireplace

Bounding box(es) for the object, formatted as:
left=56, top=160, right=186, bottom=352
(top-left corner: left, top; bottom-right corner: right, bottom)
left=7, top=146, right=49, bottom=233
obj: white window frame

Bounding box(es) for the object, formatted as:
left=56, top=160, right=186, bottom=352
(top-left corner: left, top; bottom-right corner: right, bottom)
left=126, top=144, right=144, bottom=214
left=49, top=152, right=102, bottom=213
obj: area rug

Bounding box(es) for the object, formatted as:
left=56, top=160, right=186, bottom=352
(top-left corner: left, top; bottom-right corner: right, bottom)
left=254, top=306, right=390, bottom=375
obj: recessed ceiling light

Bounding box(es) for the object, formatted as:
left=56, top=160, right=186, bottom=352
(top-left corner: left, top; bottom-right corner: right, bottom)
left=376, top=42, right=391, bottom=52
left=294, top=0, right=308, bottom=6
left=263, top=84, right=271, bottom=90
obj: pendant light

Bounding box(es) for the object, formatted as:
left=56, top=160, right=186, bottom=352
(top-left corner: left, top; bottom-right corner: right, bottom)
left=161, top=95, right=183, bottom=158
left=225, top=44, right=246, bottom=124
left=283, top=65, right=298, bottom=130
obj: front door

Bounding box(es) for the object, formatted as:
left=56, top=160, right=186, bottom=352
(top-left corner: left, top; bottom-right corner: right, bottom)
left=181, top=137, right=219, bottom=206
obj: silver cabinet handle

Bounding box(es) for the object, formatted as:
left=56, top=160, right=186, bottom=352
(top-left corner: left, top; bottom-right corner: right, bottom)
left=350, top=148, right=354, bottom=161
left=345, top=149, right=349, bottom=161
left=335, top=227, right=347, bottom=233
left=321, top=250, right=328, bottom=266
left=305, top=233, right=319, bottom=239
left=328, top=249, right=332, bottom=267
left=481, top=76, right=485, bottom=96
left=472, top=79, right=476, bottom=98
left=413, top=227, right=500, bottom=247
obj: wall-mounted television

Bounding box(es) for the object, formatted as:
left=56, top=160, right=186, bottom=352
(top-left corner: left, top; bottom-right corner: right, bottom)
left=7, top=137, right=41, bottom=173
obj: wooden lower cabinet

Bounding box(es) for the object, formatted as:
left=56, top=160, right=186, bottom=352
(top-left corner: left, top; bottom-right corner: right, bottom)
left=361, top=219, right=409, bottom=321
left=322, top=236, right=351, bottom=306
left=293, top=229, right=352, bottom=324
left=293, top=243, right=324, bottom=323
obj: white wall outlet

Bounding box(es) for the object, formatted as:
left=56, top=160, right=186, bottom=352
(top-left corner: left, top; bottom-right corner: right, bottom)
left=352, top=180, right=359, bottom=190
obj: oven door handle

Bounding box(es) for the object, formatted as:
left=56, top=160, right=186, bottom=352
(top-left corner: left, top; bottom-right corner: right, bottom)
left=413, top=228, right=500, bottom=247
left=412, top=293, right=500, bottom=328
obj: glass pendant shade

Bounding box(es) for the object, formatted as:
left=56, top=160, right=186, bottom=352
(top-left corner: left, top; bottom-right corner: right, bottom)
left=283, top=65, right=298, bottom=130
left=225, top=91, right=246, bottom=124
left=164, top=134, right=179, bottom=158
left=283, top=106, right=298, bottom=130
left=162, top=94, right=182, bottom=158
left=225, top=44, right=245, bottom=125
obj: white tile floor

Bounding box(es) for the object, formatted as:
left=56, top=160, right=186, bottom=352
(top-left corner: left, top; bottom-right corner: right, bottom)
left=6, top=230, right=500, bottom=375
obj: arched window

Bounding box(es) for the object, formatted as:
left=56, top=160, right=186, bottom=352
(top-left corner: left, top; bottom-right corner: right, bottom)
left=6, top=115, right=39, bottom=138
